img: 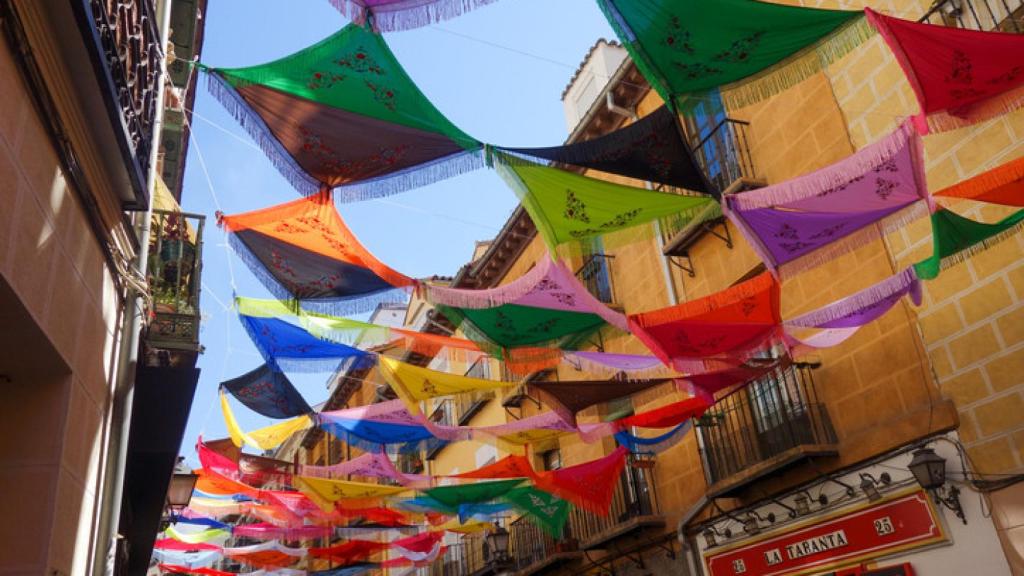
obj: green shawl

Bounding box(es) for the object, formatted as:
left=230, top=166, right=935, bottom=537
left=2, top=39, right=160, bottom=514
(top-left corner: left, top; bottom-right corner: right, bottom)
left=494, top=152, right=713, bottom=251
left=504, top=486, right=571, bottom=538
left=914, top=208, right=1024, bottom=280
left=596, top=0, right=871, bottom=109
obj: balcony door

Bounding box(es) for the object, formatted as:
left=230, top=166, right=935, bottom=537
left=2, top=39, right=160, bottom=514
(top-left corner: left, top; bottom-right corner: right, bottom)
left=683, top=91, right=736, bottom=191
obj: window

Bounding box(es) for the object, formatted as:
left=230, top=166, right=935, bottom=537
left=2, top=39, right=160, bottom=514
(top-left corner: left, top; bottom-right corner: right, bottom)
left=541, top=449, right=561, bottom=471
left=683, top=90, right=739, bottom=190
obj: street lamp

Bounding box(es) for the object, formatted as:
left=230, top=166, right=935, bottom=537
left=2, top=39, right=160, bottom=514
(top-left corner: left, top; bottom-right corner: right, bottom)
left=908, top=447, right=966, bottom=524
left=486, top=525, right=512, bottom=569
left=859, top=472, right=891, bottom=502
left=166, top=472, right=198, bottom=516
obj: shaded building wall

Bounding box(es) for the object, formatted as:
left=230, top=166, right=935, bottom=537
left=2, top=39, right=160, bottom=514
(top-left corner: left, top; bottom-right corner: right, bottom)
left=0, top=29, right=129, bottom=576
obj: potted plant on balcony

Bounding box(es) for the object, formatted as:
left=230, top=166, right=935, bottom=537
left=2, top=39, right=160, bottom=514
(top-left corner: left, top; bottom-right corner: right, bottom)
left=157, top=212, right=196, bottom=266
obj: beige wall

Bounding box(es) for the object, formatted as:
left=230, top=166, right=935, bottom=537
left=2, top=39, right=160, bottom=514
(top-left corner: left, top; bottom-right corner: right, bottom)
left=0, top=35, right=126, bottom=576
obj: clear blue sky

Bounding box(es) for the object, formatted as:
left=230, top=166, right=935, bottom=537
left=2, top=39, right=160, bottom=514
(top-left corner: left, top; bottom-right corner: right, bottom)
left=178, top=0, right=616, bottom=464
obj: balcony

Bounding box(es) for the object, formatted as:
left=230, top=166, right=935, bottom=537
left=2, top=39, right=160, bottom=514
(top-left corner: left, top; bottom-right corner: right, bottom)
left=661, top=118, right=761, bottom=260
left=509, top=461, right=663, bottom=574
left=425, top=400, right=454, bottom=460
left=82, top=0, right=164, bottom=205
left=697, top=363, right=838, bottom=498
left=920, top=0, right=1023, bottom=32
left=575, top=254, right=616, bottom=305
left=430, top=534, right=490, bottom=576
left=145, top=209, right=204, bottom=362
left=456, top=359, right=496, bottom=425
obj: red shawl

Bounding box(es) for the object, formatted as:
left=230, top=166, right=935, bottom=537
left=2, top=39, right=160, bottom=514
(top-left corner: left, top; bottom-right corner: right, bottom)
left=628, top=272, right=782, bottom=369
left=866, top=9, right=1024, bottom=133
left=450, top=454, right=538, bottom=480
left=620, top=396, right=711, bottom=428
left=535, top=447, right=629, bottom=515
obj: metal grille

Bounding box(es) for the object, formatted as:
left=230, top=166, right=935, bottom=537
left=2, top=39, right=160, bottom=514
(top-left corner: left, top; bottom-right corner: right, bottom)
left=697, top=364, right=837, bottom=487
left=920, top=0, right=1023, bottom=32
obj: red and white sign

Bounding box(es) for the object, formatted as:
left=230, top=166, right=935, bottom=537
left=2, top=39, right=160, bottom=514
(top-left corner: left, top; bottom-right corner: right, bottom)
left=705, top=491, right=944, bottom=576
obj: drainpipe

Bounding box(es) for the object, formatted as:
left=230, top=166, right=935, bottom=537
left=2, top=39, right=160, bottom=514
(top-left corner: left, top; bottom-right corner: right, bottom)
left=89, top=1, right=173, bottom=574
left=606, top=93, right=681, bottom=305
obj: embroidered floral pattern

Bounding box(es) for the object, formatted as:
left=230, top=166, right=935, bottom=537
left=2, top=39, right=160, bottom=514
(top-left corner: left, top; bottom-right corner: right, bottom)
left=808, top=223, right=847, bottom=240
left=364, top=80, right=397, bottom=111
left=713, top=31, right=765, bottom=63
left=946, top=50, right=973, bottom=85
left=297, top=127, right=410, bottom=180
left=874, top=177, right=897, bottom=200
left=564, top=190, right=591, bottom=223
left=672, top=62, right=723, bottom=80
left=568, top=208, right=643, bottom=239
left=337, top=47, right=386, bottom=76
left=815, top=174, right=865, bottom=198
left=664, top=17, right=695, bottom=55
left=307, top=70, right=347, bottom=90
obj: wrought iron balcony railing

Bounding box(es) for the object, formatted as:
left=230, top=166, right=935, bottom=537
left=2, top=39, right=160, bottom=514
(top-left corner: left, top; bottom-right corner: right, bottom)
left=659, top=118, right=757, bottom=258
left=697, top=363, right=838, bottom=496
left=424, top=400, right=454, bottom=460
left=574, top=253, right=616, bottom=305
left=84, top=0, right=163, bottom=195
left=920, top=0, right=1023, bottom=33
left=690, top=117, right=757, bottom=196
left=509, top=459, right=661, bottom=572
left=146, top=209, right=204, bottom=353
left=455, top=358, right=496, bottom=425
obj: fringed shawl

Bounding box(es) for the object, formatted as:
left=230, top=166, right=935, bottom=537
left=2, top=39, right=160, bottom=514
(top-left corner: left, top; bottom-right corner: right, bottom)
left=232, top=522, right=333, bottom=541
left=628, top=272, right=782, bottom=368
left=157, top=561, right=232, bottom=569
left=597, top=0, right=871, bottom=110
left=615, top=421, right=693, bottom=454
left=914, top=208, right=1024, bottom=279
left=220, top=192, right=413, bottom=315
left=724, top=122, right=930, bottom=277
left=786, top=267, right=921, bottom=329
left=423, top=256, right=627, bottom=364
left=493, top=151, right=713, bottom=251
left=220, top=364, right=312, bottom=418
left=220, top=392, right=314, bottom=451
left=619, top=396, right=709, bottom=428
left=866, top=9, right=1024, bottom=134
left=327, top=0, right=500, bottom=33
left=500, top=106, right=714, bottom=194
left=935, top=156, right=1024, bottom=206
left=222, top=541, right=307, bottom=568
left=153, top=550, right=223, bottom=569
left=423, top=478, right=525, bottom=507
left=529, top=377, right=673, bottom=424
left=503, top=487, right=570, bottom=538
left=205, top=24, right=481, bottom=197
left=378, top=356, right=519, bottom=415
left=534, top=447, right=628, bottom=515
left=237, top=313, right=373, bottom=374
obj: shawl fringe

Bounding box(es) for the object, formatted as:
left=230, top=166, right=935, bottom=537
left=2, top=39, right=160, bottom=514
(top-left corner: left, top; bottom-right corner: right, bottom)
left=785, top=267, right=917, bottom=328
left=226, top=233, right=410, bottom=316
left=333, top=149, right=486, bottom=203
left=421, top=256, right=553, bottom=309
left=718, top=16, right=876, bottom=110
left=729, top=120, right=916, bottom=211
left=776, top=200, right=930, bottom=278
left=922, top=76, right=1024, bottom=134
left=936, top=155, right=1024, bottom=203
left=330, top=0, right=500, bottom=33
left=563, top=354, right=677, bottom=379
left=205, top=72, right=322, bottom=196
left=936, top=219, right=1024, bottom=272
